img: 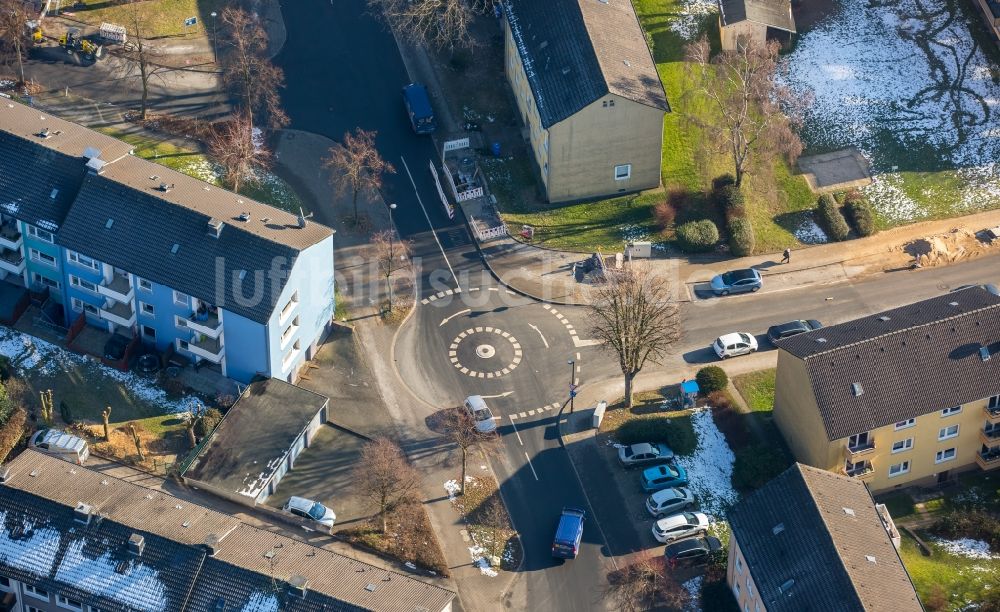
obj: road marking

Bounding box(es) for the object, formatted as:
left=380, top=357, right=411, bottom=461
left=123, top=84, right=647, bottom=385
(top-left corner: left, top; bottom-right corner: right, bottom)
left=460, top=367, right=469, bottom=374
left=475, top=326, right=484, bottom=333
left=551, top=402, right=560, bottom=410
left=573, top=337, right=603, bottom=348
left=528, top=323, right=549, bottom=348
left=576, top=365, right=581, bottom=373
left=509, top=415, right=524, bottom=445
left=485, top=326, right=494, bottom=333
left=445, top=289, right=454, bottom=296
left=525, top=452, right=539, bottom=480
left=400, top=155, right=457, bottom=285
left=543, top=304, right=552, bottom=310
left=576, top=352, right=581, bottom=360
left=481, top=391, right=514, bottom=399
left=439, top=309, right=471, bottom=327
left=518, top=411, right=527, bottom=418
left=489, top=287, right=499, bottom=292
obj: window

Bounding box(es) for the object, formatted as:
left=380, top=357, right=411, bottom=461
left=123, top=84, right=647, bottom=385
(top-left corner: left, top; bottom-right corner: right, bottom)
left=71, top=298, right=98, bottom=316
left=29, top=248, right=56, bottom=267
left=27, top=607, right=45, bottom=612
left=142, top=325, right=155, bottom=340
left=889, top=461, right=911, bottom=477
left=894, top=418, right=916, bottom=430
left=733, top=581, right=741, bottom=598
left=938, top=425, right=960, bottom=441
left=173, top=290, right=188, bottom=306
left=935, top=447, right=957, bottom=464
left=0, top=576, right=9, bottom=590
left=746, top=577, right=753, bottom=598
left=744, top=605, right=749, bottom=612
left=736, top=555, right=743, bottom=575
left=174, top=315, right=188, bottom=329
left=139, top=302, right=155, bottom=317
left=67, top=251, right=100, bottom=271
left=57, top=594, right=84, bottom=610
left=176, top=339, right=189, bottom=352
left=891, top=438, right=914, bottom=453
left=24, top=584, right=49, bottom=600
left=941, top=405, right=962, bottom=417
left=69, top=275, right=98, bottom=293
left=27, top=225, right=54, bottom=243
left=32, top=273, right=59, bottom=289
left=137, top=277, right=152, bottom=292
left=614, top=164, right=631, bottom=181
left=989, top=395, right=1000, bottom=410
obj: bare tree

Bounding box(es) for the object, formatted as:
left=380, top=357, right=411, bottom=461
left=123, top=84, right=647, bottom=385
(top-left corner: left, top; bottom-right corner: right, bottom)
left=324, top=128, right=395, bottom=222
left=115, top=0, right=171, bottom=120
left=367, top=0, right=496, bottom=50
left=371, top=229, right=410, bottom=312
left=684, top=36, right=806, bottom=188
left=219, top=7, right=288, bottom=131
left=440, top=407, right=500, bottom=495
left=480, top=497, right=509, bottom=562
left=354, top=437, right=420, bottom=533
left=0, top=0, right=31, bottom=86
left=604, top=553, right=689, bottom=612
left=208, top=112, right=272, bottom=195
left=589, top=265, right=681, bottom=410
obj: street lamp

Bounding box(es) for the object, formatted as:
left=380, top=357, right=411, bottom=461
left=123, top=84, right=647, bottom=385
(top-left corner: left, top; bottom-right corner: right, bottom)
left=210, top=12, right=218, bottom=63
left=387, top=203, right=397, bottom=311
left=568, top=359, right=576, bottom=413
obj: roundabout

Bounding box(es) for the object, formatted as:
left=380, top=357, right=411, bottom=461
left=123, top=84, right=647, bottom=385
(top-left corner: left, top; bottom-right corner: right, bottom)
left=449, top=326, right=522, bottom=378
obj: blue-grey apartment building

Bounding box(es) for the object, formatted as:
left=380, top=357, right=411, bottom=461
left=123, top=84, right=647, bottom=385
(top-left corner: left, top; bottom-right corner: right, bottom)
left=0, top=101, right=335, bottom=383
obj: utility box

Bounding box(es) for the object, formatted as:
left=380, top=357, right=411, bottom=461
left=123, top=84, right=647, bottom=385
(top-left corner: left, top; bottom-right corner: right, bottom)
left=626, top=241, right=652, bottom=258
left=592, top=401, right=607, bottom=428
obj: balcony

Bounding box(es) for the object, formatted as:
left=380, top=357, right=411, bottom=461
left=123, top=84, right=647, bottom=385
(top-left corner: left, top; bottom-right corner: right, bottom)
left=0, top=223, right=21, bottom=251
left=99, top=300, right=136, bottom=327
left=98, top=273, right=133, bottom=304
left=980, top=427, right=1000, bottom=448
left=845, top=464, right=875, bottom=480
left=844, top=440, right=876, bottom=459
left=0, top=248, right=25, bottom=275
left=185, top=311, right=223, bottom=339
left=986, top=403, right=1000, bottom=425
left=188, top=335, right=224, bottom=364
left=976, top=450, right=1000, bottom=471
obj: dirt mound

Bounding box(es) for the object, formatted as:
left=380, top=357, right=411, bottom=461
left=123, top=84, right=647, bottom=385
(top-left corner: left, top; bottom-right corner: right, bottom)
left=900, top=228, right=998, bottom=267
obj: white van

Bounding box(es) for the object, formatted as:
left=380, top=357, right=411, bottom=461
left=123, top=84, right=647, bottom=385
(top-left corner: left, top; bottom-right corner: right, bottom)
left=30, top=429, right=90, bottom=465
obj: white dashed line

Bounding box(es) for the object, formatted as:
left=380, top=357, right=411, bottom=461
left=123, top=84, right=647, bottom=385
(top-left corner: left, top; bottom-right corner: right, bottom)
left=543, top=304, right=552, bottom=310
left=519, top=412, right=527, bottom=418
left=510, top=415, right=524, bottom=444
left=525, top=452, right=539, bottom=480
left=528, top=409, right=536, bottom=416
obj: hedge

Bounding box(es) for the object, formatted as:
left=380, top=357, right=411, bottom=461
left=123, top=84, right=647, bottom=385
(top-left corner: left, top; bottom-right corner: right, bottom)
left=675, top=219, right=719, bottom=252
left=816, top=194, right=850, bottom=241
left=696, top=366, right=729, bottom=394
left=732, top=444, right=791, bottom=491
left=844, top=193, right=876, bottom=237
left=728, top=217, right=755, bottom=256
left=718, top=184, right=746, bottom=220
left=615, top=416, right=697, bottom=455
left=194, top=408, right=224, bottom=438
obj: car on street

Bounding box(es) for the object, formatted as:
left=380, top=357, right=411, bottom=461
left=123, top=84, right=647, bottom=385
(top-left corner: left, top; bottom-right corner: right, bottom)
left=402, top=82, right=436, bottom=134
left=463, top=395, right=497, bottom=433
left=664, top=535, right=723, bottom=567
left=713, top=332, right=758, bottom=359
left=710, top=268, right=762, bottom=296
left=640, top=463, right=689, bottom=492
left=617, top=442, right=674, bottom=468
left=283, top=496, right=336, bottom=530
left=552, top=507, right=586, bottom=559
left=645, top=487, right=695, bottom=518
left=652, top=511, right=711, bottom=544
left=951, top=283, right=1000, bottom=296
left=766, top=319, right=823, bottom=344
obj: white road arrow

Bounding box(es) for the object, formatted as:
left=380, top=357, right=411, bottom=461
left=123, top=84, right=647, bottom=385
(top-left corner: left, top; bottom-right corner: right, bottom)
left=439, top=308, right=471, bottom=327
left=529, top=323, right=549, bottom=348
left=480, top=391, right=514, bottom=399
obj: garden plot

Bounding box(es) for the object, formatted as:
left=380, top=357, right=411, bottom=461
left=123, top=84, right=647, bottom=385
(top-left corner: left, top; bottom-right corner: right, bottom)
left=781, top=0, right=1000, bottom=225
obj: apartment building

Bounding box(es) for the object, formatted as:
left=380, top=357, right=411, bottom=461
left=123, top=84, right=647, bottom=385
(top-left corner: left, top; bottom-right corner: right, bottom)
left=726, top=463, right=920, bottom=611
left=0, top=450, right=455, bottom=612
left=0, top=102, right=335, bottom=383
left=502, top=0, right=669, bottom=203
left=772, top=288, right=1000, bottom=492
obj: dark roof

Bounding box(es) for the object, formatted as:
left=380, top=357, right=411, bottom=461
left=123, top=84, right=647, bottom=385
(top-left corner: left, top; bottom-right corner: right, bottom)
left=56, top=155, right=332, bottom=324
left=0, top=102, right=132, bottom=230
left=780, top=289, right=1000, bottom=440
left=719, top=0, right=796, bottom=32
left=182, top=379, right=330, bottom=499
left=504, top=0, right=668, bottom=128
left=727, top=464, right=921, bottom=612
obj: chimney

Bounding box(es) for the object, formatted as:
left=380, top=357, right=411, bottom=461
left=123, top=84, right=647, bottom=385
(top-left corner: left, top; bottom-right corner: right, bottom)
left=74, top=502, right=94, bottom=525
left=86, top=157, right=107, bottom=175
left=207, top=218, right=224, bottom=238
left=203, top=534, right=220, bottom=557
left=288, top=575, right=308, bottom=599
left=128, top=533, right=145, bottom=557
left=158, top=182, right=174, bottom=193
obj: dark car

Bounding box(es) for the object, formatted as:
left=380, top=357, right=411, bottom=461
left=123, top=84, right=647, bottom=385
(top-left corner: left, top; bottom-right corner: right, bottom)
left=710, top=268, right=762, bottom=296
left=767, top=319, right=823, bottom=344
left=664, top=535, right=723, bottom=567
left=402, top=83, right=436, bottom=134
left=552, top=507, right=586, bottom=559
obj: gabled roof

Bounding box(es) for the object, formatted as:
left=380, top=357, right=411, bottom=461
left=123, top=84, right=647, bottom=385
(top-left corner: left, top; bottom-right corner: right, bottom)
left=719, top=0, right=796, bottom=33
left=0, top=102, right=132, bottom=230
left=779, top=289, right=1000, bottom=440
left=57, top=155, right=333, bottom=324
left=727, top=464, right=921, bottom=612
left=504, top=0, right=668, bottom=128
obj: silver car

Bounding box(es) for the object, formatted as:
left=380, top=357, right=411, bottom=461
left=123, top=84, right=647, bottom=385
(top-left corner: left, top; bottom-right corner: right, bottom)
left=283, top=496, right=336, bottom=530
left=617, top=442, right=674, bottom=468
left=464, top=395, right=497, bottom=433
left=652, top=511, right=710, bottom=543
left=645, top=487, right=695, bottom=518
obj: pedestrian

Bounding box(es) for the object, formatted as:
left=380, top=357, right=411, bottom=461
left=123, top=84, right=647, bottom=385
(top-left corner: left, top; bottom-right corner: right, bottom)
left=781, top=248, right=791, bottom=264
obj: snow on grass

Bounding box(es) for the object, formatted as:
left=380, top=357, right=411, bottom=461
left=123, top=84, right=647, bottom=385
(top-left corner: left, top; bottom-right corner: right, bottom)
left=861, top=172, right=920, bottom=225
left=668, top=0, right=718, bottom=41
left=793, top=214, right=828, bottom=244
left=468, top=544, right=499, bottom=577
left=934, top=538, right=1000, bottom=560
left=443, top=479, right=461, bottom=501
left=673, top=407, right=738, bottom=516
left=681, top=575, right=703, bottom=611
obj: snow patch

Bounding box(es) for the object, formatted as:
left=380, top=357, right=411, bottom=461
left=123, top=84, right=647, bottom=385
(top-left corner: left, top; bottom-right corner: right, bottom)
left=681, top=575, right=703, bottom=611
left=669, top=0, right=718, bottom=41
left=934, top=537, right=1000, bottom=560
left=240, top=591, right=280, bottom=612
left=468, top=544, right=498, bottom=577
left=55, top=539, right=168, bottom=611
left=443, top=479, right=461, bottom=500
left=0, top=511, right=61, bottom=577
left=793, top=215, right=828, bottom=244
left=673, top=407, right=738, bottom=515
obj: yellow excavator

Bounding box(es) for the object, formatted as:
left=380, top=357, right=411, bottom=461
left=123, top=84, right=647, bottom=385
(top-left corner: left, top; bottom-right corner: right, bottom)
left=59, top=28, right=102, bottom=61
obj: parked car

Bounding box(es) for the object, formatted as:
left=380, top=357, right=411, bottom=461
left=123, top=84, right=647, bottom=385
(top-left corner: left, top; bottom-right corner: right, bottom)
left=710, top=268, right=762, bottom=296
left=30, top=429, right=90, bottom=465
left=283, top=496, right=336, bottom=530
left=617, top=442, right=674, bottom=468
left=640, top=463, right=689, bottom=492
left=713, top=332, right=758, bottom=359
left=652, top=511, right=711, bottom=544
left=645, top=487, right=695, bottom=518
left=951, top=283, right=1000, bottom=296
left=767, top=319, right=823, bottom=344
left=552, top=507, right=586, bottom=559
left=402, top=83, right=436, bottom=134
left=664, top=535, right=723, bottom=567
left=463, top=395, right=497, bottom=433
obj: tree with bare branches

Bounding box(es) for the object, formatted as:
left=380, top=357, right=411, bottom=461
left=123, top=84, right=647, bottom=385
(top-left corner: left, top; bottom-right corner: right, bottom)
left=589, top=265, right=681, bottom=410
left=324, top=128, right=395, bottom=222
left=207, top=112, right=272, bottom=195
left=0, top=0, right=31, bottom=86
left=219, top=7, right=288, bottom=130
left=114, top=0, right=171, bottom=120
left=354, top=437, right=420, bottom=533
left=604, top=552, right=690, bottom=612
left=371, top=228, right=410, bottom=312
left=367, top=0, right=496, bottom=50
left=440, top=407, right=500, bottom=495
left=684, top=36, right=806, bottom=188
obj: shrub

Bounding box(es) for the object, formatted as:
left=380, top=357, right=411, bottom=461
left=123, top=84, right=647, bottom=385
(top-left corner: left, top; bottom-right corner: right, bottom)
left=194, top=408, right=224, bottom=438
left=0, top=355, right=10, bottom=381
left=709, top=402, right=753, bottom=451
left=930, top=510, right=1000, bottom=552
left=653, top=201, right=677, bottom=232
left=675, top=219, right=719, bottom=252
left=732, top=445, right=791, bottom=491
left=615, top=416, right=697, bottom=455
left=712, top=174, right=736, bottom=191
left=158, top=373, right=186, bottom=398
left=706, top=390, right=732, bottom=411
left=59, top=401, right=73, bottom=426
left=0, top=407, right=25, bottom=463
left=843, top=192, right=876, bottom=237
left=728, top=217, right=755, bottom=256
left=696, top=366, right=728, bottom=394
left=718, top=184, right=746, bottom=220
left=816, top=194, right=850, bottom=241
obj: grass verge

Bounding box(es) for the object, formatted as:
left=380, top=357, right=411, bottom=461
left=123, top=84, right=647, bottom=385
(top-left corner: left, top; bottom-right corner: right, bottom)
left=731, top=369, right=776, bottom=412
left=450, top=475, right=521, bottom=572
left=68, top=0, right=225, bottom=39
left=899, top=529, right=1000, bottom=610
left=599, top=388, right=697, bottom=456
left=339, top=501, right=451, bottom=577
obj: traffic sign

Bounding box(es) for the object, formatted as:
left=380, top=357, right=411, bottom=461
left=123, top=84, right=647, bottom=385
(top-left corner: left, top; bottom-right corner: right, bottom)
left=184, top=16, right=198, bottom=26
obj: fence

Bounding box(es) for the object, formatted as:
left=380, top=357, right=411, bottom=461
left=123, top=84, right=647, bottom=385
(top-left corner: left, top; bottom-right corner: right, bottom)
left=470, top=216, right=509, bottom=242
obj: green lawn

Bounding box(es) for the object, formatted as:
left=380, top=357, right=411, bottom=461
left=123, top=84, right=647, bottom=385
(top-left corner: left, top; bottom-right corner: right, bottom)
left=600, top=389, right=698, bottom=456
left=899, top=531, right=1000, bottom=610
left=732, top=369, right=776, bottom=412
left=68, top=0, right=226, bottom=39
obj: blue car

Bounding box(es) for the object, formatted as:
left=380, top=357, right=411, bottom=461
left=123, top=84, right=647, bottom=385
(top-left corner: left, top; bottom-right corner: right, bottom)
left=640, top=464, right=689, bottom=492
left=710, top=268, right=762, bottom=296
